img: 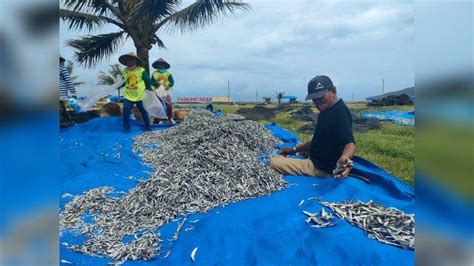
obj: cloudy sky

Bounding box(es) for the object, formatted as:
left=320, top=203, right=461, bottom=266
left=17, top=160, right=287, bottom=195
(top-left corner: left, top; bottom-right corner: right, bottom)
left=60, top=0, right=414, bottom=102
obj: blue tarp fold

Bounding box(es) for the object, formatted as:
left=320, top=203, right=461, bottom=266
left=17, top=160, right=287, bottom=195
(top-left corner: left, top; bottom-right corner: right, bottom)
left=360, top=110, right=415, bottom=126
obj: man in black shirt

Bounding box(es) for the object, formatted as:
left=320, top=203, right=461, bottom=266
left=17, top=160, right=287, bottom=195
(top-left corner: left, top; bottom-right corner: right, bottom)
left=270, top=75, right=356, bottom=178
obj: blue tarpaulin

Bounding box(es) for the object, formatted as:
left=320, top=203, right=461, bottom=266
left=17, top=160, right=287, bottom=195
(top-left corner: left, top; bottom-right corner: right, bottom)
left=282, top=96, right=297, bottom=101
left=108, top=96, right=123, bottom=103
left=60, top=116, right=414, bottom=265
left=360, top=110, right=415, bottom=126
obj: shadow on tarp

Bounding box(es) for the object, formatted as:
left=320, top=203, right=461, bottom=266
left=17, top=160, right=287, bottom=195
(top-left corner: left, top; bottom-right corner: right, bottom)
left=360, top=110, right=415, bottom=126
left=60, top=117, right=414, bottom=265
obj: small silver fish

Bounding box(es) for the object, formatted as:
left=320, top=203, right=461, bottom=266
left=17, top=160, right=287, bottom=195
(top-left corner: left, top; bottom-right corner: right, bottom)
left=190, top=247, right=198, bottom=262
left=302, top=210, right=317, bottom=217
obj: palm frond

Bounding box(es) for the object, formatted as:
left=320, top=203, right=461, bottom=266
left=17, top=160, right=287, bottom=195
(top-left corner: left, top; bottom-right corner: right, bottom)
left=108, top=64, right=123, bottom=78
left=151, top=34, right=166, bottom=49
left=72, top=81, right=87, bottom=87
left=66, top=31, right=126, bottom=68
left=60, top=9, right=105, bottom=31
left=62, top=0, right=110, bottom=16
left=98, top=64, right=123, bottom=85
left=61, top=0, right=129, bottom=31
left=98, top=72, right=116, bottom=85
left=158, top=0, right=250, bottom=32
left=65, top=60, right=86, bottom=86
left=132, top=0, right=179, bottom=22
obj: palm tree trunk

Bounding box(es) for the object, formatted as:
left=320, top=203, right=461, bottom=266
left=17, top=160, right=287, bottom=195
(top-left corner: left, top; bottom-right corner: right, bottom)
left=136, top=47, right=150, bottom=73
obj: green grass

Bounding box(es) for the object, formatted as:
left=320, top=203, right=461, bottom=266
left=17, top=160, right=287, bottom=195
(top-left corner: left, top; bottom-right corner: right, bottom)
left=211, top=102, right=415, bottom=184
left=355, top=123, right=414, bottom=184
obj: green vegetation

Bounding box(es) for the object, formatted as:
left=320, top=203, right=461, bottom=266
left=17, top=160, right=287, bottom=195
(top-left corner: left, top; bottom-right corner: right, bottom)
left=355, top=123, right=414, bottom=184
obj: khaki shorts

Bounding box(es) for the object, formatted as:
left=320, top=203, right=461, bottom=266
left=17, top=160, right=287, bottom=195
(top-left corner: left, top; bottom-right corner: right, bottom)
left=269, top=155, right=329, bottom=177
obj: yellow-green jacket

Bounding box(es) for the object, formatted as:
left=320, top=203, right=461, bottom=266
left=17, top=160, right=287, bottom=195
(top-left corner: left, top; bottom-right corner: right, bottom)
left=122, top=67, right=152, bottom=101
left=151, top=70, right=174, bottom=88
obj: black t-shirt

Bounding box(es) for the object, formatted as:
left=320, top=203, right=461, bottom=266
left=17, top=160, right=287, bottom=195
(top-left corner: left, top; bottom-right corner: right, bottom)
left=310, top=99, right=355, bottom=173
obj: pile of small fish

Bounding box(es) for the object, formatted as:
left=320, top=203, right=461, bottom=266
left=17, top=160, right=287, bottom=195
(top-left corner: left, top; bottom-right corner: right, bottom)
left=303, top=208, right=336, bottom=228
left=60, top=187, right=162, bottom=262
left=319, top=200, right=415, bottom=249
left=60, top=111, right=286, bottom=263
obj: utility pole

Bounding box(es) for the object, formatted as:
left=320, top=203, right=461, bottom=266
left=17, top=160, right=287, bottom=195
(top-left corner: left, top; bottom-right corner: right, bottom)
left=382, top=78, right=385, bottom=95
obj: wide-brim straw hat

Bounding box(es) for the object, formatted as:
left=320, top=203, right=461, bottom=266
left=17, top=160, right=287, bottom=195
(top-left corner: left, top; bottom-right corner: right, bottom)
left=152, top=58, right=170, bottom=69
left=119, top=52, right=144, bottom=66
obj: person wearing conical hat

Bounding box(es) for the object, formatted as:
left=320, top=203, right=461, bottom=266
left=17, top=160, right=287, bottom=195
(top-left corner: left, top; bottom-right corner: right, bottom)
left=151, top=58, right=175, bottom=123
left=118, top=52, right=152, bottom=133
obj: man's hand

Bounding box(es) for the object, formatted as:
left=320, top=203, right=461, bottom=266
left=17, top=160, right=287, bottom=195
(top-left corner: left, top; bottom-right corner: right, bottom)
left=279, top=147, right=296, bottom=156
left=334, top=156, right=352, bottom=178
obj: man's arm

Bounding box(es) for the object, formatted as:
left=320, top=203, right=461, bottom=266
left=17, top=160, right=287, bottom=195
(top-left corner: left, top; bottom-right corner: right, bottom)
left=335, top=143, right=356, bottom=178
left=332, top=109, right=356, bottom=178
left=279, top=140, right=312, bottom=156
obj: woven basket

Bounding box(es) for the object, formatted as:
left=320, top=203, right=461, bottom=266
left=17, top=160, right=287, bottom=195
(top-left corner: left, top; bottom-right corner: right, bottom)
left=175, top=110, right=192, bottom=120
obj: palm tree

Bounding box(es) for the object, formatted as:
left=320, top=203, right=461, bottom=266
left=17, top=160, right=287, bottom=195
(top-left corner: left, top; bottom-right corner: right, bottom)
left=276, top=91, right=285, bottom=105
left=98, top=64, right=123, bottom=97
left=60, top=0, right=250, bottom=72
left=65, top=60, right=86, bottom=87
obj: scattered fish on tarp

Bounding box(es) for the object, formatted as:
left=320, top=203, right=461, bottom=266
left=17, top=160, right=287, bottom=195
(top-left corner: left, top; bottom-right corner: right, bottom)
left=298, top=200, right=304, bottom=207
left=59, top=111, right=286, bottom=264
left=303, top=208, right=335, bottom=228
left=170, top=218, right=187, bottom=241
left=320, top=200, right=415, bottom=249
left=61, top=193, right=74, bottom=198
left=190, top=247, right=198, bottom=262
